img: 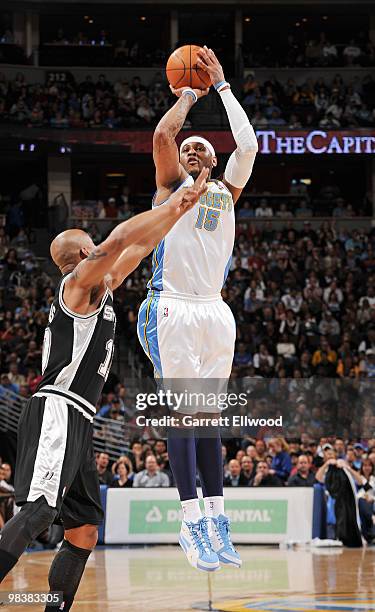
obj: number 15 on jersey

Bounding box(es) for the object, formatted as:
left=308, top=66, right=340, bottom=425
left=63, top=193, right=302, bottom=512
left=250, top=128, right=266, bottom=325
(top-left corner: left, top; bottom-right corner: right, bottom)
left=195, top=207, right=220, bottom=232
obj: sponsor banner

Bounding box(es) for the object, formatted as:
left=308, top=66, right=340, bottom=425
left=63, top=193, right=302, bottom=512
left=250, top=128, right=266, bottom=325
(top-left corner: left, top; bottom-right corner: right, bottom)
left=3, top=127, right=375, bottom=154
left=129, top=499, right=287, bottom=535
left=105, top=488, right=313, bottom=544
left=255, top=129, right=375, bottom=154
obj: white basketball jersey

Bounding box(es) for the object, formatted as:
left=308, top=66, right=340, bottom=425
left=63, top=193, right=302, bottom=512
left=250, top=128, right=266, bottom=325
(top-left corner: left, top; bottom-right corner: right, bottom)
left=147, top=175, right=235, bottom=296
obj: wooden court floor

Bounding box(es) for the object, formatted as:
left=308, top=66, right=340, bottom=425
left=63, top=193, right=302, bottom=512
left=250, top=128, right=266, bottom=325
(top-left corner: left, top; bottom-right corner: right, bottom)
left=2, top=546, right=375, bottom=611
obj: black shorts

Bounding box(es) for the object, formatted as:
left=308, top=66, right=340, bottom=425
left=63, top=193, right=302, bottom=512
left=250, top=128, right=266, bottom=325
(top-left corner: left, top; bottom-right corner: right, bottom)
left=15, top=393, right=104, bottom=530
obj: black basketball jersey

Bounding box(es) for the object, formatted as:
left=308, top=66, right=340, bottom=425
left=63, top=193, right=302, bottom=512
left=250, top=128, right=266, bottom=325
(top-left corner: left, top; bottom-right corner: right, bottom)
left=37, top=273, right=116, bottom=408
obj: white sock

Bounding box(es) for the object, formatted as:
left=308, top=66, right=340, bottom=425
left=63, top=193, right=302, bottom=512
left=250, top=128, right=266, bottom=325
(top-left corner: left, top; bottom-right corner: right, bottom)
left=203, top=496, right=225, bottom=518
left=181, top=498, right=202, bottom=522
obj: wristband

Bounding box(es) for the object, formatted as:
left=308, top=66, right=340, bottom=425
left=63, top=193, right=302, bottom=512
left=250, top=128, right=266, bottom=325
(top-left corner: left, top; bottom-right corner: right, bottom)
left=214, top=80, right=231, bottom=93
left=182, top=88, right=198, bottom=103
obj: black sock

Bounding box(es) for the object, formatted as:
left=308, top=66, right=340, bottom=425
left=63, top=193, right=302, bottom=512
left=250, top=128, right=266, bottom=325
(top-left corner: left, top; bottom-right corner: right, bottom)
left=0, top=549, right=18, bottom=582
left=45, top=539, right=92, bottom=612
left=196, top=428, right=224, bottom=498
left=167, top=427, right=198, bottom=501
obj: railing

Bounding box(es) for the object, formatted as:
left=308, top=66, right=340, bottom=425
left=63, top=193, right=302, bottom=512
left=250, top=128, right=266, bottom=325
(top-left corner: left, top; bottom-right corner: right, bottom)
left=0, top=386, right=136, bottom=462
left=0, top=387, right=24, bottom=436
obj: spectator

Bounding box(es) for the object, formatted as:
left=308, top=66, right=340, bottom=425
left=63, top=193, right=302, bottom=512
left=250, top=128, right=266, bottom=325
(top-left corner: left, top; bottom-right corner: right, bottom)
left=250, top=461, right=283, bottom=487
left=240, top=456, right=255, bottom=485
left=287, top=455, right=316, bottom=486
left=111, top=460, right=133, bottom=488
left=237, top=200, right=254, bottom=219
left=96, top=452, right=113, bottom=485
left=343, top=40, right=362, bottom=65
left=133, top=455, right=170, bottom=487
left=233, top=342, right=252, bottom=369
left=224, top=459, right=243, bottom=486
left=255, top=199, right=273, bottom=217
left=358, top=458, right=375, bottom=543
left=353, top=443, right=366, bottom=470
left=269, top=437, right=292, bottom=482
left=321, top=41, right=338, bottom=64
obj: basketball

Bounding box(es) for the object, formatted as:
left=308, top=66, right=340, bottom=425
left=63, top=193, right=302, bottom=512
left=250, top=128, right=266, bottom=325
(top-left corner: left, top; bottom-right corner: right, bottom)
left=166, top=45, right=212, bottom=90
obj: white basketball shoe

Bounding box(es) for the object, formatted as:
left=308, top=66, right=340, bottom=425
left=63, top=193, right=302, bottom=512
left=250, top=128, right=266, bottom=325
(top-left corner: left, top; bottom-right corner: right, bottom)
left=179, top=516, right=220, bottom=572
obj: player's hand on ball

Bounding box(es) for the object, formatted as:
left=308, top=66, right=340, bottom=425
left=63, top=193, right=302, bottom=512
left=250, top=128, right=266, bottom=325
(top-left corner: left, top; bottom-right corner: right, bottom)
left=197, top=46, right=225, bottom=87
left=169, top=84, right=209, bottom=99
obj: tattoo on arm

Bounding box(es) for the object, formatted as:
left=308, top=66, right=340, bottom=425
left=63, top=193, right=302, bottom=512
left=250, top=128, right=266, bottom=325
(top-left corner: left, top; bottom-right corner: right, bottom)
left=87, top=249, right=108, bottom=261
left=155, top=97, right=192, bottom=152
left=71, top=248, right=108, bottom=282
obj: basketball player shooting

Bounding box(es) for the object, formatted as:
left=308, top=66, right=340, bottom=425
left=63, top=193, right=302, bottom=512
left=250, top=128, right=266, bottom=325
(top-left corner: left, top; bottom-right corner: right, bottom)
left=137, top=47, right=258, bottom=571
left=0, top=169, right=208, bottom=610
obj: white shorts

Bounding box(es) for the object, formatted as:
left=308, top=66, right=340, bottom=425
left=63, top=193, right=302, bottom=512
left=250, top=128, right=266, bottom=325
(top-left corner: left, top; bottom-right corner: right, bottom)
left=137, top=291, right=236, bottom=379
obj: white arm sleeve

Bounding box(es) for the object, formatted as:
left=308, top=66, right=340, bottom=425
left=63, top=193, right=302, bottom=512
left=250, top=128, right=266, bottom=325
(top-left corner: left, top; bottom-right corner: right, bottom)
left=219, top=87, right=258, bottom=189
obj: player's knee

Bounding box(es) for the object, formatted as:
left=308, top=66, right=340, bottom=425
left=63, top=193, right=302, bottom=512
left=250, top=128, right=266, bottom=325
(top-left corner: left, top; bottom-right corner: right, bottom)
left=19, top=496, right=57, bottom=539
left=65, top=524, right=98, bottom=550
left=0, top=496, right=57, bottom=557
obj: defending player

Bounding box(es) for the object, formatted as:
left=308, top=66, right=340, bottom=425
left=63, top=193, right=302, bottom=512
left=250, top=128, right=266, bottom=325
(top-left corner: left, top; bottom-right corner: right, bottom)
left=0, top=170, right=208, bottom=609
left=137, top=47, right=258, bottom=571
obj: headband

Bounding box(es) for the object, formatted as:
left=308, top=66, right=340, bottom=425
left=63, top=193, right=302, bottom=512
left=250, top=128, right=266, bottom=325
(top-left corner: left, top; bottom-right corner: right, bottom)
left=179, top=136, right=216, bottom=158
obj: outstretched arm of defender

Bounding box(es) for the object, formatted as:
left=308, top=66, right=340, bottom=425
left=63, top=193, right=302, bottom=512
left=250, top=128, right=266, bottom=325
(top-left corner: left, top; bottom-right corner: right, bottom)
left=109, top=168, right=209, bottom=288
left=70, top=171, right=206, bottom=291
left=197, top=46, right=258, bottom=204
left=153, top=87, right=209, bottom=190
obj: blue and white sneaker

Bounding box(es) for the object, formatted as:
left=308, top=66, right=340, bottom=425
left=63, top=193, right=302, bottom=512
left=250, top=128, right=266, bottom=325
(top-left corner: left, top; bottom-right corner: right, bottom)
left=209, top=514, right=242, bottom=568
left=179, top=517, right=220, bottom=572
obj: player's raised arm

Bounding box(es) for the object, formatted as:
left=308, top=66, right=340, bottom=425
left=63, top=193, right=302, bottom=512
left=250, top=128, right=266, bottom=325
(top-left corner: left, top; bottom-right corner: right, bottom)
left=109, top=168, right=209, bottom=289
left=153, top=86, right=209, bottom=195
left=66, top=172, right=204, bottom=293
left=197, top=46, right=258, bottom=204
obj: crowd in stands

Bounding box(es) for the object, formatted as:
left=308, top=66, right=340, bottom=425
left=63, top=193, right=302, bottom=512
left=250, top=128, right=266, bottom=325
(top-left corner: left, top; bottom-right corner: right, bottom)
left=242, top=31, right=375, bottom=68
left=94, top=437, right=375, bottom=488
left=44, top=28, right=167, bottom=68
left=0, top=71, right=172, bottom=128
left=237, top=192, right=372, bottom=218
left=3, top=19, right=375, bottom=70
left=44, top=28, right=375, bottom=70
left=242, top=72, right=375, bottom=128
left=0, top=69, right=374, bottom=130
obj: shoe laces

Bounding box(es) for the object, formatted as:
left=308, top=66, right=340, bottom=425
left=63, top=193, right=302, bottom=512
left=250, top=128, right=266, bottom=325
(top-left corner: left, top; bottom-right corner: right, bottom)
left=188, top=517, right=211, bottom=554
left=216, top=516, right=235, bottom=550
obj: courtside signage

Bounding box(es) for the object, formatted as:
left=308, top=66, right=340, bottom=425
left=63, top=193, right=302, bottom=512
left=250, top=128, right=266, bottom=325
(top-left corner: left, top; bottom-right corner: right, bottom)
left=128, top=500, right=287, bottom=534
left=105, top=488, right=312, bottom=544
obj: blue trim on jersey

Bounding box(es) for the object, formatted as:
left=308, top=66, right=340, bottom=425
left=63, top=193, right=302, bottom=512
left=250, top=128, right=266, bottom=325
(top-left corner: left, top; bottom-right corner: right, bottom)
left=147, top=238, right=165, bottom=291
left=137, top=291, right=162, bottom=377
left=223, top=255, right=232, bottom=286
left=147, top=176, right=192, bottom=291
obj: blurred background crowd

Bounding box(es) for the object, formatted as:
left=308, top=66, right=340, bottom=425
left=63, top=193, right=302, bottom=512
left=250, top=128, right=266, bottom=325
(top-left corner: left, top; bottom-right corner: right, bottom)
left=0, top=70, right=374, bottom=130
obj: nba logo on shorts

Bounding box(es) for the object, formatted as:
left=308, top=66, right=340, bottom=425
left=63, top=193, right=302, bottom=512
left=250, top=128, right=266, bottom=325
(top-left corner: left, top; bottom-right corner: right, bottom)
left=163, top=307, right=169, bottom=317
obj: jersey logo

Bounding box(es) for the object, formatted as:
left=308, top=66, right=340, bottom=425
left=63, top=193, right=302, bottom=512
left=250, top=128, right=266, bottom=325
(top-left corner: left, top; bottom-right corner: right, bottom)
left=48, top=304, right=56, bottom=324
left=41, top=470, right=54, bottom=482
left=103, top=305, right=115, bottom=321
left=163, top=307, right=169, bottom=317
